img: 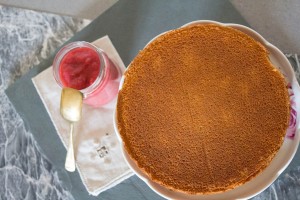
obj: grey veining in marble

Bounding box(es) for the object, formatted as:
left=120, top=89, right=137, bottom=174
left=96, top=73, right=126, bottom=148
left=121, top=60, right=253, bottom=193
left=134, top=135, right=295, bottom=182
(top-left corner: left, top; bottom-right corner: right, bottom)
left=0, top=5, right=89, bottom=200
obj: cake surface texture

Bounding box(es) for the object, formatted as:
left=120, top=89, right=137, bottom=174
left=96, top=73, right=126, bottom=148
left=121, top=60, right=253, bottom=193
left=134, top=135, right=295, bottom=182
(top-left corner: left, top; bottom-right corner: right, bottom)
left=116, top=24, right=290, bottom=194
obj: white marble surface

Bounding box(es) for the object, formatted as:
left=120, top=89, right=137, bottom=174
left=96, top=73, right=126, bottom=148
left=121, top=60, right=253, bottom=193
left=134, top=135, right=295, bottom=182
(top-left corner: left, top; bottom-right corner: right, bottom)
left=0, top=0, right=118, bottom=19
left=0, top=5, right=90, bottom=199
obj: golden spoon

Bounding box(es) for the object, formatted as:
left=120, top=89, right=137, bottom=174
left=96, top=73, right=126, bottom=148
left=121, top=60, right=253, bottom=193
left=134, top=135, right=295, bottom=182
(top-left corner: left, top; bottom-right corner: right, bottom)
left=60, top=88, right=83, bottom=172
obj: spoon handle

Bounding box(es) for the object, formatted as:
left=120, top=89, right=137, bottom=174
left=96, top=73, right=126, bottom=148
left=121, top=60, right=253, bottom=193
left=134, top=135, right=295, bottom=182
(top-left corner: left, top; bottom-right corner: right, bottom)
left=65, top=123, right=76, bottom=172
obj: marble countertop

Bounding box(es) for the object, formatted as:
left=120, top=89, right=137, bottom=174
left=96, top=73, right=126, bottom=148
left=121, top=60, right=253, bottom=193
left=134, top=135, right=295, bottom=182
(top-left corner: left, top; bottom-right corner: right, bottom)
left=0, top=5, right=90, bottom=199
left=1, top=2, right=300, bottom=200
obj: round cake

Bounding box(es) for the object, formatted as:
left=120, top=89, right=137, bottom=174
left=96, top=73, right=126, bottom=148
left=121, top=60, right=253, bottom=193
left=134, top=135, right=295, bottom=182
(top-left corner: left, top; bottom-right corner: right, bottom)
left=116, top=24, right=290, bottom=194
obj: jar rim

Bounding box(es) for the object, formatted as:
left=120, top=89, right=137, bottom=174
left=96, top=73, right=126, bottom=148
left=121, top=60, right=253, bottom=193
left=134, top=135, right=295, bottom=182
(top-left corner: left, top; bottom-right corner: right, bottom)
left=52, top=41, right=105, bottom=97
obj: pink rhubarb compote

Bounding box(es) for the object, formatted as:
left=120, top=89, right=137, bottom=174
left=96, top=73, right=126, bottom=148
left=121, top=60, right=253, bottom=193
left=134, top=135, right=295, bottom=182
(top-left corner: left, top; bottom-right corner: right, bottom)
left=53, top=41, right=121, bottom=107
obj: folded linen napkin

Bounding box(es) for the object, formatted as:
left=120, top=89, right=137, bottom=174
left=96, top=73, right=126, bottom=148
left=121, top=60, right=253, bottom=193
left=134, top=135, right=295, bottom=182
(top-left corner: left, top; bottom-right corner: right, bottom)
left=32, top=36, right=134, bottom=196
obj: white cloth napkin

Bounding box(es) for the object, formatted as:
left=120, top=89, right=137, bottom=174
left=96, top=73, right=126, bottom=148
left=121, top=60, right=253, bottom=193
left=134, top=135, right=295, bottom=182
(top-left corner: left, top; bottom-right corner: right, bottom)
left=32, top=36, right=134, bottom=196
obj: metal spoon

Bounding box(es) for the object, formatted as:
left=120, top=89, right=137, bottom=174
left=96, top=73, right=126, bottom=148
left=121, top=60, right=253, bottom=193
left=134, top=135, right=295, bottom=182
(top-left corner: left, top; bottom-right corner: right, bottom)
left=60, top=88, right=83, bottom=172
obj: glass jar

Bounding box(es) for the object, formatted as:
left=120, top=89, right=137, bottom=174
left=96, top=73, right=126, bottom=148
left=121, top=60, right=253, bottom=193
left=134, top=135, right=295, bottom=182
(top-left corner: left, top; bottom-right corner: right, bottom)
left=53, top=41, right=121, bottom=107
